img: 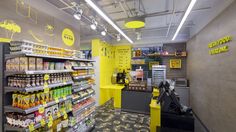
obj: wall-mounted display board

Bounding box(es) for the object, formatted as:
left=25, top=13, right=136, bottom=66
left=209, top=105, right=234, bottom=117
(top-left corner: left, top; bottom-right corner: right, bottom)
left=115, top=45, right=131, bottom=72
left=170, top=59, right=181, bottom=69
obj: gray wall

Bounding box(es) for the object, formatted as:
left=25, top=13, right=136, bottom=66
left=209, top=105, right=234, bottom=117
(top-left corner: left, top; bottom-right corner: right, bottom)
left=163, top=43, right=187, bottom=79
left=0, top=0, right=80, bottom=49
left=187, top=1, right=236, bottom=131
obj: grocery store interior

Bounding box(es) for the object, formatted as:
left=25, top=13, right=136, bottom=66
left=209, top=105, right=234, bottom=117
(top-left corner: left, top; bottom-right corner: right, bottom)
left=0, top=0, right=235, bottom=132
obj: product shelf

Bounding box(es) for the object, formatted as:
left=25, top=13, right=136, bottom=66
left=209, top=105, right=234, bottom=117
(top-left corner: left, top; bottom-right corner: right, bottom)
left=4, top=109, right=72, bottom=132
left=73, top=74, right=94, bottom=80
left=5, top=53, right=95, bottom=62
left=4, top=95, right=72, bottom=114
left=66, top=111, right=95, bottom=132
left=73, top=85, right=92, bottom=93
left=5, top=69, right=73, bottom=76
left=72, top=101, right=96, bottom=116
left=5, top=81, right=73, bottom=93
left=72, top=66, right=94, bottom=70
left=72, top=92, right=95, bottom=104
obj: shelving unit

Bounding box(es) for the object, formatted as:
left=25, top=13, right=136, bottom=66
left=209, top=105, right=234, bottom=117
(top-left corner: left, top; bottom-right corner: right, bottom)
left=4, top=95, right=72, bottom=114
left=5, top=81, right=73, bottom=93
left=4, top=47, right=96, bottom=132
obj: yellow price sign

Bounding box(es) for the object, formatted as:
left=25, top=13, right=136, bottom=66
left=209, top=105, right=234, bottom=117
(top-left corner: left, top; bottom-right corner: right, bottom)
left=57, top=112, right=61, bottom=118
left=44, top=87, right=50, bottom=93
left=38, top=106, right=45, bottom=114
left=63, top=113, right=68, bottom=119
left=48, top=120, right=53, bottom=128
left=49, top=115, right=53, bottom=121
left=43, top=102, right=47, bottom=107
left=28, top=123, right=35, bottom=132
left=44, top=74, right=50, bottom=81
left=55, top=98, right=59, bottom=103
left=40, top=119, right=46, bottom=126
left=63, top=96, right=67, bottom=100
left=63, top=80, right=67, bottom=84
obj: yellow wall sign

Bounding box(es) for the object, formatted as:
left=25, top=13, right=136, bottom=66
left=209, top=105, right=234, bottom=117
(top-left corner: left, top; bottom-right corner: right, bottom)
left=209, top=45, right=229, bottom=55
left=208, top=36, right=232, bottom=48
left=208, top=36, right=232, bottom=55
left=170, top=59, right=181, bottom=69
left=149, top=62, right=159, bottom=70
left=62, top=28, right=75, bottom=46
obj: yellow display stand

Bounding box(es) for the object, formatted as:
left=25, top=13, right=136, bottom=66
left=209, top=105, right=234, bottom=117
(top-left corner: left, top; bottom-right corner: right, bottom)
left=92, top=39, right=130, bottom=108
left=152, top=88, right=160, bottom=97
left=100, top=85, right=124, bottom=108
left=150, top=99, right=161, bottom=132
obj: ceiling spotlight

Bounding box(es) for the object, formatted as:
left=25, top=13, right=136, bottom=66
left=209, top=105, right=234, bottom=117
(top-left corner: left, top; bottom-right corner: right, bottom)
left=117, top=34, right=121, bottom=42
left=136, top=32, right=142, bottom=40
left=101, top=26, right=107, bottom=36
left=73, top=6, right=83, bottom=20
left=90, top=19, right=98, bottom=30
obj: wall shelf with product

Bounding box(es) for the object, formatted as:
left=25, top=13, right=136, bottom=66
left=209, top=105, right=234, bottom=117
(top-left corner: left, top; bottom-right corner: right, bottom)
left=3, top=41, right=96, bottom=132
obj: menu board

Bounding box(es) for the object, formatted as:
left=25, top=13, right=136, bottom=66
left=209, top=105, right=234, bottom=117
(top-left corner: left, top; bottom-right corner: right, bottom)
left=115, top=45, right=131, bottom=72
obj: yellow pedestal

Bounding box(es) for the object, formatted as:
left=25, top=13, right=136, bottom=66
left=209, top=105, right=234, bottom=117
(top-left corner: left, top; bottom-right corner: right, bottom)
left=152, top=88, right=160, bottom=97
left=100, top=85, right=124, bottom=108
left=150, top=99, right=161, bottom=132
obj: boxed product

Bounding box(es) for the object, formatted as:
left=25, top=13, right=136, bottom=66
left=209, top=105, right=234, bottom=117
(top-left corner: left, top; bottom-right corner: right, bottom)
left=52, top=104, right=59, bottom=116
left=36, top=58, right=43, bottom=70
left=35, top=111, right=44, bottom=123
left=49, top=62, right=55, bottom=70
left=45, top=107, right=53, bottom=118
left=19, top=57, right=28, bottom=71
left=13, top=57, right=20, bottom=71
left=28, top=57, right=36, bottom=71
left=43, top=62, right=49, bottom=70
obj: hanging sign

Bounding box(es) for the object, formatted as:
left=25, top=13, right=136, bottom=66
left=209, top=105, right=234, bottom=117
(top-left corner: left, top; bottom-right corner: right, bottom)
left=62, top=28, right=75, bottom=46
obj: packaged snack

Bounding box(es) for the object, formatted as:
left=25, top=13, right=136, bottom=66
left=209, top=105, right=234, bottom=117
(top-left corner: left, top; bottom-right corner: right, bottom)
left=36, top=58, right=43, bottom=70
left=19, top=57, right=28, bottom=71
left=23, top=95, right=30, bottom=109
left=14, top=57, right=20, bottom=71
left=28, top=57, right=36, bottom=71
left=49, top=91, right=53, bottom=101
left=40, top=92, right=45, bottom=104
left=45, top=107, right=53, bottom=119
left=35, top=111, right=44, bottom=123
left=29, top=94, right=35, bottom=107
left=43, top=62, right=49, bottom=70
left=45, top=92, right=50, bottom=102
left=52, top=105, right=59, bottom=116
left=12, top=94, right=18, bottom=107
left=35, top=93, right=41, bottom=105
left=17, top=94, right=22, bottom=108
left=49, top=62, right=55, bottom=70
left=6, top=59, right=12, bottom=71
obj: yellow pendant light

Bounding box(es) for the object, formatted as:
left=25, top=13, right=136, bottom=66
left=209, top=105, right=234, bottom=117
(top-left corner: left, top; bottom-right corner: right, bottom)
left=125, top=17, right=145, bottom=29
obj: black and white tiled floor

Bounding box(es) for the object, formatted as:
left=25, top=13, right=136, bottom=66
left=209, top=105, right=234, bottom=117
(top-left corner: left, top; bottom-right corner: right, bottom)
left=92, top=100, right=150, bottom=132
left=92, top=100, right=207, bottom=132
